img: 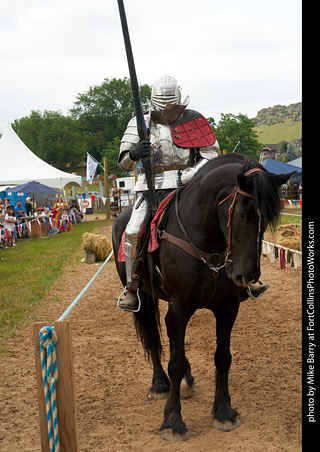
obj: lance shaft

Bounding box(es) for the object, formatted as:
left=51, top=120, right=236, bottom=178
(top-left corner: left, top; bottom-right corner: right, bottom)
left=117, top=0, right=158, bottom=213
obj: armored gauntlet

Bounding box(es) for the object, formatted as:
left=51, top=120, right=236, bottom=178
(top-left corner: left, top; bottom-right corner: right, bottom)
left=129, top=140, right=151, bottom=161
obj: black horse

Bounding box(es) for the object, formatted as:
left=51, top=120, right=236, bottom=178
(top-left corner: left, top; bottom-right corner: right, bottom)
left=112, top=153, right=294, bottom=441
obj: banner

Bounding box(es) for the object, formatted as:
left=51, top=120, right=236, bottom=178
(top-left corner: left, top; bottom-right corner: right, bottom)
left=86, top=154, right=98, bottom=185
left=78, top=197, right=92, bottom=213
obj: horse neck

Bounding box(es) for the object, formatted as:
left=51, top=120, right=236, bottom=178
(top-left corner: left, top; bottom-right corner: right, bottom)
left=180, top=166, right=238, bottom=251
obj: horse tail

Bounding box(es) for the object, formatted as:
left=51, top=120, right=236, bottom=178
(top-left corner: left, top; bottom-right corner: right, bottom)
left=133, top=295, right=163, bottom=362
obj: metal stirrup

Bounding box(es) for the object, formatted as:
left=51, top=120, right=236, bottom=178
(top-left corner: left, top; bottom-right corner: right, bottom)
left=117, top=287, right=142, bottom=312
left=246, top=280, right=269, bottom=301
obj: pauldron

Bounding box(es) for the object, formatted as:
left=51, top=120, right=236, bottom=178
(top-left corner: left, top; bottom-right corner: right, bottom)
left=171, top=109, right=216, bottom=149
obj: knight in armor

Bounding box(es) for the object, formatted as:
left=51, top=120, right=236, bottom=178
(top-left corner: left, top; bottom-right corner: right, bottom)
left=118, top=75, right=268, bottom=311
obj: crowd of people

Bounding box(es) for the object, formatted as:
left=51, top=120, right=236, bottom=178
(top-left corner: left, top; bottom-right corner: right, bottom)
left=0, top=196, right=83, bottom=249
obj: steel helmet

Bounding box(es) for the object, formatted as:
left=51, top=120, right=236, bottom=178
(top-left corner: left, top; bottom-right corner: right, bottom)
left=151, top=74, right=182, bottom=111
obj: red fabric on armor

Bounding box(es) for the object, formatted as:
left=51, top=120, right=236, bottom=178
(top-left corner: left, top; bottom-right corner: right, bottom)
left=171, top=116, right=216, bottom=148
left=148, top=190, right=176, bottom=253
left=118, top=230, right=126, bottom=262
left=118, top=191, right=177, bottom=261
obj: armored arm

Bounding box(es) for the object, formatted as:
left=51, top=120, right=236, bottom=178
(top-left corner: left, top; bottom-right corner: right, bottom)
left=118, top=114, right=151, bottom=172
left=198, top=138, right=220, bottom=159
left=180, top=140, right=220, bottom=185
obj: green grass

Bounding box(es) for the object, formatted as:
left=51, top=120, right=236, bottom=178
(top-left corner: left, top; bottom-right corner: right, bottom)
left=280, top=209, right=302, bottom=227
left=254, top=121, right=302, bottom=143
left=0, top=220, right=105, bottom=350
left=266, top=209, right=302, bottom=235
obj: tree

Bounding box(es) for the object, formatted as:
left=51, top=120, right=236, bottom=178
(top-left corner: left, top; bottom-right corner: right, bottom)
left=101, top=137, right=124, bottom=176
left=285, top=143, right=298, bottom=163
left=13, top=111, right=86, bottom=172
left=13, top=110, right=42, bottom=154
left=214, top=113, right=263, bottom=159
left=70, top=77, right=151, bottom=165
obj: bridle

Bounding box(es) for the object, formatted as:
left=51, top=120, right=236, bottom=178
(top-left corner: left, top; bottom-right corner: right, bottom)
left=158, top=167, right=263, bottom=277
left=218, top=168, right=263, bottom=255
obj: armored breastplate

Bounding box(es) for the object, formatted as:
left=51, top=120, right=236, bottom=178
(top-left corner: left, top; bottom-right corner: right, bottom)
left=149, top=120, right=191, bottom=169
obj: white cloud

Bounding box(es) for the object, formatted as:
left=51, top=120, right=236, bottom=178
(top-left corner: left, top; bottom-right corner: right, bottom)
left=0, top=0, right=302, bottom=132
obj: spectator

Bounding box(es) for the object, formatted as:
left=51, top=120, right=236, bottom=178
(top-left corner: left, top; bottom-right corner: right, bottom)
left=31, top=198, right=37, bottom=211
left=61, top=207, right=70, bottom=230
left=111, top=183, right=122, bottom=217
left=14, top=200, right=26, bottom=224
left=299, top=180, right=302, bottom=200
left=52, top=196, right=68, bottom=229
left=70, top=200, right=82, bottom=223
left=0, top=213, right=7, bottom=248
left=5, top=206, right=16, bottom=247
left=3, top=198, right=11, bottom=213
left=25, top=197, right=34, bottom=216
left=53, top=196, right=67, bottom=211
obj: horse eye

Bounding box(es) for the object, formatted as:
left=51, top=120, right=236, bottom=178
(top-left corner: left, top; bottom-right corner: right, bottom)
left=238, top=211, right=246, bottom=219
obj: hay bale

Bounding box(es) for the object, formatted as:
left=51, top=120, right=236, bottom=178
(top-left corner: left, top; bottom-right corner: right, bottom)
left=82, top=232, right=114, bottom=261
left=275, top=223, right=302, bottom=251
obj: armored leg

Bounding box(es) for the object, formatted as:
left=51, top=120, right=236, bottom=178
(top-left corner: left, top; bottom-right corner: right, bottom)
left=118, top=195, right=150, bottom=311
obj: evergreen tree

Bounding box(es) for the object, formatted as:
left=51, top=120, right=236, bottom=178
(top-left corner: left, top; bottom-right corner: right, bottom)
left=285, top=143, right=298, bottom=162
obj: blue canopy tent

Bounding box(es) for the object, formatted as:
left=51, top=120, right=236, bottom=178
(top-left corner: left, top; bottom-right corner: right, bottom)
left=10, top=181, right=60, bottom=195
left=261, top=159, right=302, bottom=177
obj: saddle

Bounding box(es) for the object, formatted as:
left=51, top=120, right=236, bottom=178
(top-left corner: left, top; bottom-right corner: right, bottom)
left=121, top=189, right=179, bottom=295
left=119, top=184, right=225, bottom=295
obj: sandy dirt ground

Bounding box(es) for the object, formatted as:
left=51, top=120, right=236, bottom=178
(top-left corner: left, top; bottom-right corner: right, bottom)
left=0, top=221, right=302, bottom=451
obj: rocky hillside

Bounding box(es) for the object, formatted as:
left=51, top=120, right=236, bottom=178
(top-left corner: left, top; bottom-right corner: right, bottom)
left=253, top=102, right=302, bottom=126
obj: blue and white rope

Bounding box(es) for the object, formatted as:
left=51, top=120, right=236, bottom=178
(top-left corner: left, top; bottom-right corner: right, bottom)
left=39, top=249, right=114, bottom=450
left=57, top=250, right=114, bottom=322
left=39, top=326, right=60, bottom=452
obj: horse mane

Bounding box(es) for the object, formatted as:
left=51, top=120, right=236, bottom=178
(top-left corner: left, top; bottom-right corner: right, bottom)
left=238, top=156, right=283, bottom=230
left=193, top=153, right=283, bottom=230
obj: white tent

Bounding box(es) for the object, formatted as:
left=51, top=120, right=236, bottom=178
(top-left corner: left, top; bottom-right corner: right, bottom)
left=287, top=157, right=302, bottom=168
left=0, top=124, right=82, bottom=189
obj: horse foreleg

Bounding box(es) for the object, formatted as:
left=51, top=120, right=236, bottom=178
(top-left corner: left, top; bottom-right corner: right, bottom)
left=212, top=306, right=241, bottom=432
left=180, top=358, right=195, bottom=399
left=133, top=295, right=170, bottom=399
left=160, top=305, right=193, bottom=441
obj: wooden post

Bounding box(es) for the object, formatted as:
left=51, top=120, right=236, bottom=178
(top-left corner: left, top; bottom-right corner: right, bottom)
left=33, top=321, right=80, bottom=452
left=103, top=156, right=111, bottom=220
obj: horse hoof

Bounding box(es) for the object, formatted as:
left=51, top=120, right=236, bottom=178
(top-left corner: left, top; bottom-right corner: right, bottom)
left=180, top=378, right=195, bottom=399
left=160, top=429, right=190, bottom=442
left=213, top=415, right=241, bottom=432
left=148, top=390, right=169, bottom=400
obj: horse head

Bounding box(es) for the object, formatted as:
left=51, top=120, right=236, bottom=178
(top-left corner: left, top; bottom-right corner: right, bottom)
left=219, top=166, right=296, bottom=288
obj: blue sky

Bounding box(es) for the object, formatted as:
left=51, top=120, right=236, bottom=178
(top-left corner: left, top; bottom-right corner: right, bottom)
left=0, top=0, right=302, bottom=133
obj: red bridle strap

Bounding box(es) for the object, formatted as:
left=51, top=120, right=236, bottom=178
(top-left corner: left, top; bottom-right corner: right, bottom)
left=218, top=168, right=263, bottom=252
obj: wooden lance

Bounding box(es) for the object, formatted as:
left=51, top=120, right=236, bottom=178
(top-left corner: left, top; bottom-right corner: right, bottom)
left=117, top=0, right=158, bottom=214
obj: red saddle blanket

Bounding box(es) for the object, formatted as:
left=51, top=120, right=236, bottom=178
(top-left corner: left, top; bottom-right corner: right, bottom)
left=118, top=190, right=176, bottom=262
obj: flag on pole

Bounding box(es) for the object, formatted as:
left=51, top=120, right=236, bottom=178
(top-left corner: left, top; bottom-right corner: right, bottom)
left=86, top=154, right=98, bottom=185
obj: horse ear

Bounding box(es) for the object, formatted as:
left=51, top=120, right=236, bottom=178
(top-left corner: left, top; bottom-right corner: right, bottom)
left=236, top=173, right=247, bottom=189
left=275, top=171, right=297, bottom=187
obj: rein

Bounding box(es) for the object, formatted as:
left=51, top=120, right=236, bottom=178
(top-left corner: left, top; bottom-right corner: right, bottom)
left=158, top=167, right=263, bottom=276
